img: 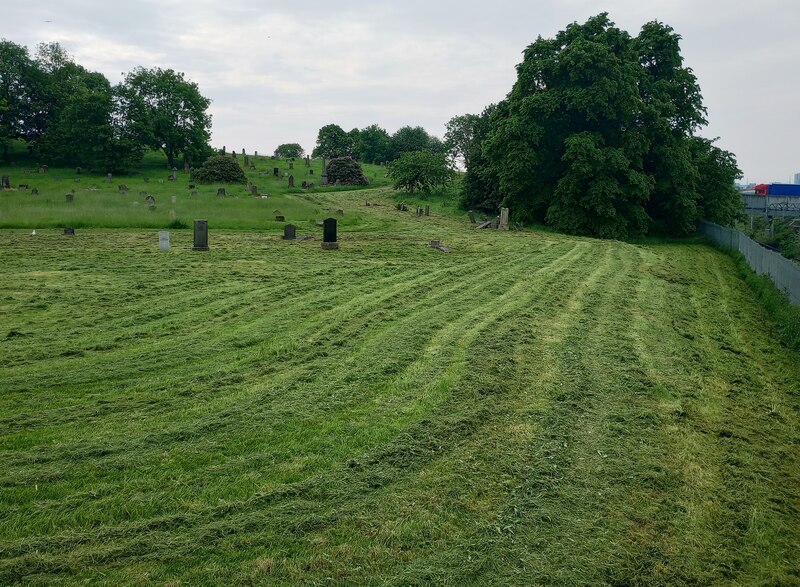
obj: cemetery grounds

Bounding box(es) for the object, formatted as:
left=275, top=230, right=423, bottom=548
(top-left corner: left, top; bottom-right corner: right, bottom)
left=1, top=158, right=799, bottom=585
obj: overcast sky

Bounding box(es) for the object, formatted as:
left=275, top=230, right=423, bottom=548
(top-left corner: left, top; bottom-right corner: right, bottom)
left=5, top=0, right=799, bottom=182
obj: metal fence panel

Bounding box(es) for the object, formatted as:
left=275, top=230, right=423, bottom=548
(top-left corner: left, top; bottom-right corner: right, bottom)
left=698, top=221, right=800, bottom=305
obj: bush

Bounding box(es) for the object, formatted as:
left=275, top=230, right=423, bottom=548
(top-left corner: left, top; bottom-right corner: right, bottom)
left=326, top=157, right=369, bottom=185
left=193, top=155, right=246, bottom=184
left=388, top=150, right=454, bottom=194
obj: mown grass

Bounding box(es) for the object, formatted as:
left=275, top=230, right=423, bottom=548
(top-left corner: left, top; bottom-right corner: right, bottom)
left=1, top=186, right=799, bottom=585
left=0, top=150, right=392, bottom=230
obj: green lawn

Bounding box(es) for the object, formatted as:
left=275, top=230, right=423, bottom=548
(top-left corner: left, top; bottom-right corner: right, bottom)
left=1, top=180, right=799, bottom=585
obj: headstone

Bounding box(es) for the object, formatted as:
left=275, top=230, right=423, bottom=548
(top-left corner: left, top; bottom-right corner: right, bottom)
left=309, top=169, right=314, bottom=175
left=66, top=193, right=74, bottom=203
left=139, top=191, right=147, bottom=197
left=145, top=195, right=156, bottom=206
left=184, top=162, right=190, bottom=174
left=250, top=164, right=256, bottom=170
left=425, top=204, right=430, bottom=217
left=322, top=217, right=338, bottom=250
left=254, top=151, right=258, bottom=157
left=275, top=215, right=285, bottom=222
left=18, top=183, right=28, bottom=189
left=63, top=227, right=75, bottom=236
left=289, top=161, right=293, bottom=170
left=321, top=158, right=328, bottom=185
left=171, top=195, right=177, bottom=204
left=336, top=209, right=344, bottom=216
left=301, top=181, right=309, bottom=189
left=31, top=188, right=39, bottom=195
left=118, top=184, right=128, bottom=192
left=191, top=191, right=198, bottom=197
left=305, top=156, right=310, bottom=167
left=188, top=183, right=196, bottom=189
left=283, top=224, right=296, bottom=240
left=232, top=152, right=237, bottom=160
left=169, top=210, right=176, bottom=221
left=244, top=155, right=250, bottom=167
left=1, top=175, right=10, bottom=189
left=416, top=207, right=423, bottom=217
left=499, top=207, right=510, bottom=230
left=249, top=184, right=258, bottom=196
left=159, top=230, right=170, bottom=251
left=491, top=216, right=500, bottom=229
left=192, top=220, right=209, bottom=251
left=273, top=167, right=279, bottom=177
left=105, top=173, right=112, bottom=183
left=242, top=148, right=245, bottom=155
left=38, top=167, right=45, bottom=174
left=288, top=175, right=294, bottom=188
left=222, top=145, right=226, bottom=154
left=159, top=179, right=164, bottom=184
left=468, top=210, right=476, bottom=224
left=273, top=209, right=282, bottom=215
left=217, top=188, right=226, bottom=197
left=75, top=167, right=82, bottom=174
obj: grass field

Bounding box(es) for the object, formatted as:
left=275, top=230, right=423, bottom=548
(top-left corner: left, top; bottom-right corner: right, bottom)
left=1, top=173, right=800, bottom=584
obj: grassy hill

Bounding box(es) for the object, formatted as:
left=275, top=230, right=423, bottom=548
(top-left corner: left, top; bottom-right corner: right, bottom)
left=1, top=157, right=799, bottom=585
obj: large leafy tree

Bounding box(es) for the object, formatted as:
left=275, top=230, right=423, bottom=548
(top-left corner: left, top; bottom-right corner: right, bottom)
left=388, top=150, right=454, bottom=195
left=355, top=124, right=391, bottom=164
left=389, top=126, right=443, bottom=159
left=274, top=143, right=304, bottom=158
left=120, top=67, right=211, bottom=167
left=468, top=14, right=741, bottom=238
left=0, top=40, right=45, bottom=159
left=311, top=124, right=353, bottom=158
left=444, top=113, right=481, bottom=168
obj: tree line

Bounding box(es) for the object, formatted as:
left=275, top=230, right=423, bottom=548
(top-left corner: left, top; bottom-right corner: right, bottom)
left=0, top=40, right=213, bottom=172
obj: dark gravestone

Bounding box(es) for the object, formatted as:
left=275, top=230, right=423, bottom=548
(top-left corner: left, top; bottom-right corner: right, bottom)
left=254, top=150, right=258, bottom=157
left=242, top=148, right=246, bottom=155
left=188, top=183, right=196, bottom=189
left=309, top=168, right=314, bottom=175
left=289, top=161, right=293, bottom=170
left=275, top=215, right=285, bottom=222
left=250, top=164, right=256, bottom=170
left=425, top=204, right=430, bottom=217
left=244, top=155, right=250, bottom=167
left=305, top=156, right=310, bottom=167
left=139, top=190, right=147, bottom=197
left=232, top=152, right=237, bottom=160
left=105, top=173, right=112, bottom=183
left=63, top=227, right=75, bottom=236
left=18, top=184, right=28, bottom=189
left=75, top=166, right=82, bottom=174
left=193, top=220, right=209, bottom=251
left=66, top=193, right=74, bottom=203
left=468, top=210, right=476, bottom=224
left=336, top=209, right=344, bottom=216
left=416, top=207, right=423, bottom=217
left=118, top=184, right=128, bottom=192
left=301, top=181, right=308, bottom=189
left=1, top=175, right=10, bottom=189
left=273, top=167, right=279, bottom=177
left=249, top=184, right=258, bottom=196
left=31, top=188, right=39, bottom=195
left=321, top=158, right=328, bottom=185
left=288, top=175, right=294, bottom=188
left=217, top=188, right=226, bottom=197
left=322, top=217, right=338, bottom=250
left=145, top=195, right=156, bottom=209
left=222, top=145, right=226, bottom=154
left=184, top=162, right=190, bottom=174
left=283, top=224, right=296, bottom=240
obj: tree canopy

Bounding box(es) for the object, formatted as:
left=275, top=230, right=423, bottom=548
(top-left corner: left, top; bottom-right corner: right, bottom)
left=274, top=143, right=305, bottom=159
left=388, top=150, right=454, bottom=195
left=463, top=14, right=742, bottom=238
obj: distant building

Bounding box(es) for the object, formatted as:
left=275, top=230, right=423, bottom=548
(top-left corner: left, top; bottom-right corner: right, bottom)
left=794, top=172, right=800, bottom=184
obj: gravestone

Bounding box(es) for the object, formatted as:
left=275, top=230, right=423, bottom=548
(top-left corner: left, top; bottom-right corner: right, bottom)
left=171, top=195, right=177, bottom=204
left=254, top=151, right=258, bottom=157
left=75, top=166, right=82, bottom=174
left=425, top=204, right=430, bottom=217
left=63, top=227, right=75, bottom=236
left=192, top=220, right=209, bottom=251
left=169, top=210, right=176, bottom=221
left=336, top=209, right=344, bottom=216
left=301, top=181, right=309, bottom=189
left=275, top=215, right=285, bottom=222
left=499, top=207, right=510, bottom=230
left=244, top=155, right=250, bottom=167
left=289, top=161, right=293, bottom=170
left=242, top=148, right=245, bottom=155
left=159, top=179, right=164, bottom=184
left=468, top=210, right=476, bottom=224
left=191, top=191, right=198, bottom=197
left=159, top=230, right=170, bottom=251
left=18, top=183, right=28, bottom=189
left=188, top=183, right=196, bottom=189
left=417, top=207, right=423, bottom=217
left=105, top=173, right=112, bottom=183
left=145, top=195, right=156, bottom=206
left=38, top=167, right=45, bottom=174
left=491, top=216, right=500, bottom=229
left=31, top=188, right=39, bottom=195
left=273, top=209, right=282, bottom=215
left=139, top=190, right=147, bottom=197
left=273, top=167, right=280, bottom=177
left=309, top=169, right=314, bottom=175
left=1, top=175, right=10, bottom=189
left=321, top=158, right=328, bottom=185
left=322, top=217, right=338, bottom=250
left=222, top=145, right=226, bottom=154
left=305, top=156, right=310, bottom=167
left=118, top=184, right=128, bottom=192
left=250, top=164, right=256, bottom=170
left=249, top=184, right=258, bottom=196
left=217, top=188, right=226, bottom=197
left=288, top=175, right=294, bottom=188
left=184, top=162, right=190, bottom=174
left=232, top=152, right=237, bottom=160
left=66, top=193, right=74, bottom=203
left=283, top=224, right=296, bottom=240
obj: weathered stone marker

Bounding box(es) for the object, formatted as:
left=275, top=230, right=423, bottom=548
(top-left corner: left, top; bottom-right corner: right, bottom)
left=105, top=173, right=112, bottom=183
left=249, top=184, right=258, bottom=196
left=425, top=204, right=430, bottom=217
left=416, top=207, right=423, bottom=217
left=66, top=193, right=74, bottom=203
left=31, top=188, right=39, bottom=195
left=283, top=224, right=296, bottom=240
left=288, top=175, right=294, bottom=188
left=159, top=230, right=170, bottom=251
left=499, top=207, right=510, bottom=230
left=217, top=188, right=226, bottom=197
left=289, top=161, right=293, bottom=170
left=321, top=158, right=328, bottom=185
left=184, top=162, right=190, bottom=174
left=309, top=168, right=314, bottom=175
left=1, top=175, right=10, bottom=189
left=171, top=195, right=177, bottom=204
left=63, top=227, right=75, bottom=236
left=275, top=215, right=285, bottom=222
left=192, top=220, right=209, bottom=251
left=273, top=167, right=279, bottom=177
left=322, top=217, right=338, bottom=250
left=468, top=210, right=476, bottom=224
left=244, top=155, right=250, bottom=167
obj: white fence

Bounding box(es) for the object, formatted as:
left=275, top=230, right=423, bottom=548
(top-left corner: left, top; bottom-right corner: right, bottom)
left=698, top=221, right=800, bottom=305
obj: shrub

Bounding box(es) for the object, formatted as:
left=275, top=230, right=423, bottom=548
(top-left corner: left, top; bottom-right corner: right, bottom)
left=388, top=150, right=454, bottom=194
left=326, top=157, right=369, bottom=185
left=193, top=155, right=246, bottom=184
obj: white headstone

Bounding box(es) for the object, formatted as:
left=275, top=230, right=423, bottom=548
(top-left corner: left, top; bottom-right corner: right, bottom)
left=159, top=231, right=170, bottom=252
left=171, top=195, right=177, bottom=204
